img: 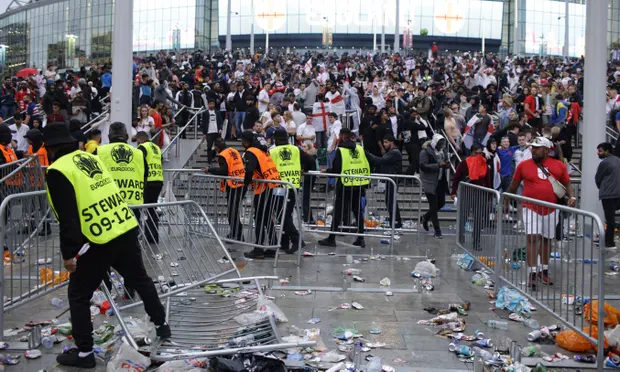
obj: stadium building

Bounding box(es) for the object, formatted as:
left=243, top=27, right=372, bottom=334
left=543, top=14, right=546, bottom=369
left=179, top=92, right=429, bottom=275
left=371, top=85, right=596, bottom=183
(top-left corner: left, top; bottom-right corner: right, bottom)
left=0, top=0, right=619, bottom=74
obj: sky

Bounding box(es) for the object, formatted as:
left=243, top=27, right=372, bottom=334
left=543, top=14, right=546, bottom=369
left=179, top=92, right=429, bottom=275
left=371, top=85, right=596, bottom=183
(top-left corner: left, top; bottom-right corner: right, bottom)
left=0, top=0, right=14, bottom=15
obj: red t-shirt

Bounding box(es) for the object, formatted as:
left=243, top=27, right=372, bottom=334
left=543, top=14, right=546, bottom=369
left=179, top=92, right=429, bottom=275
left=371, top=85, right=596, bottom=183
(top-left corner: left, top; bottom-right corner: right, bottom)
left=513, top=157, right=569, bottom=215
left=523, top=95, right=536, bottom=119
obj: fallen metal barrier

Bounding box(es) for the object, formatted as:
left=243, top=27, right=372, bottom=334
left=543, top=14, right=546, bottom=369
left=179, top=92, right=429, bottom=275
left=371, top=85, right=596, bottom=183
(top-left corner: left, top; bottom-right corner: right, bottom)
left=497, top=192, right=606, bottom=368
left=0, top=190, right=60, bottom=332
left=107, top=201, right=314, bottom=357
left=455, top=182, right=502, bottom=280
left=186, top=174, right=303, bottom=267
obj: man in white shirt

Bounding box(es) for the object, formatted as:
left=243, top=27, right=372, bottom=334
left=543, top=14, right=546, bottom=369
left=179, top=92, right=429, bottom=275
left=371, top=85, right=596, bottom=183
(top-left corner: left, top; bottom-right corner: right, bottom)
left=296, top=116, right=316, bottom=146
left=312, top=93, right=329, bottom=149
left=258, top=83, right=271, bottom=113
left=325, top=85, right=345, bottom=118
left=9, top=114, right=29, bottom=154
left=202, top=100, right=222, bottom=164
left=327, top=112, right=342, bottom=153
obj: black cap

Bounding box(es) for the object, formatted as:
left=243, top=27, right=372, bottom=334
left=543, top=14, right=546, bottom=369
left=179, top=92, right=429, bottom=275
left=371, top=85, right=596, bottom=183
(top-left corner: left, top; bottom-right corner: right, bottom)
left=24, top=129, right=42, bottom=140
left=43, top=123, right=77, bottom=147
left=240, top=130, right=255, bottom=143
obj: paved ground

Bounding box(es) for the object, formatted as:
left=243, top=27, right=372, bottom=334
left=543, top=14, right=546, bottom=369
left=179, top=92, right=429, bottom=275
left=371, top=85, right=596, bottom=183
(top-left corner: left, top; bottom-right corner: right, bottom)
left=1, top=229, right=616, bottom=371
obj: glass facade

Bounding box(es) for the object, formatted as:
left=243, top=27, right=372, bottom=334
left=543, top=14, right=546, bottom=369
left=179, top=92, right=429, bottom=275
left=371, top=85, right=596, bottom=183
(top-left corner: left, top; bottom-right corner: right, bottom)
left=219, top=0, right=504, bottom=40
left=0, top=0, right=218, bottom=75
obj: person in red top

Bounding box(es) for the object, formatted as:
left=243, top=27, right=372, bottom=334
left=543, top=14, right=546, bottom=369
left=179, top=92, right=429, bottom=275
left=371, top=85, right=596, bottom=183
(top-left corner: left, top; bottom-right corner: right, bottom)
left=506, top=137, right=576, bottom=290
left=523, top=86, right=543, bottom=133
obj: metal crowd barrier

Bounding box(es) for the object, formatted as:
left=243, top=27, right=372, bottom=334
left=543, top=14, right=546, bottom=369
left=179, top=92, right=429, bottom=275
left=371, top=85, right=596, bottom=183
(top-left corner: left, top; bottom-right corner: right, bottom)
left=373, top=173, right=423, bottom=239
left=0, top=190, right=60, bottom=332
left=455, top=184, right=606, bottom=369
left=303, top=171, right=397, bottom=255
left=455, top=183, right=502, bottom=279
left=186, top=174, right=303, bottom=267
left=0, top=157, right=45, bottom=199
left=106, top=200, right=314, bottom=357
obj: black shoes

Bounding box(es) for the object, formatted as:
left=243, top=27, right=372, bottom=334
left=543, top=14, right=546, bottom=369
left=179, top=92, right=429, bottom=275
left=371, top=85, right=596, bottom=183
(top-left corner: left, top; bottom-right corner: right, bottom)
left=56, top=348, right=96, bottom=368
left=421, top=216, right=429, bottom=232
left=352, top=238, right=366, bottom=247
left=156, top=323, right=172, bottom=339
left=243, top=249, right=276, bottom=259
left=434, top=231, right=443, bottom=239
left=318, top=238, right=337, bottom=247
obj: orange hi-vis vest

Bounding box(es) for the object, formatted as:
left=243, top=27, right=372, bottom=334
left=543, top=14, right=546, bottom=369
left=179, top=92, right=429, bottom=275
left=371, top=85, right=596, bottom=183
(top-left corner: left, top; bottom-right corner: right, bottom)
left=219, top=147, right=245, bottom=192
left=246, top=147, right=280, bottom=195
left=0, top=144, right=21, bottom=186
left=27, top=144, right=49, bottom=166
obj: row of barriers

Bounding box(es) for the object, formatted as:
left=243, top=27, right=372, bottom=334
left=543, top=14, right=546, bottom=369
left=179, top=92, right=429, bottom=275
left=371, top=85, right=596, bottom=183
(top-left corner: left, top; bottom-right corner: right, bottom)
left=456, top=182, right=607, bottom=368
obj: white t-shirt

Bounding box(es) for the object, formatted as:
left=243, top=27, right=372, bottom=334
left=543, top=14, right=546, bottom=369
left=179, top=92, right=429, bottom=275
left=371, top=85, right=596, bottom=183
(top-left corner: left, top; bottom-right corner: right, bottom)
left=9, top=124, right=29, bottom=153
left=258, top=89, right=270, bottom=113
left=136, top=117, right=154, bottom=134
left=327, top=120, right=342, bottom=151
left=207, top=110, right=218, bottom=134
left=296, top=122, right=316, bottom=146
left=292, top=111, right=307, bottom=126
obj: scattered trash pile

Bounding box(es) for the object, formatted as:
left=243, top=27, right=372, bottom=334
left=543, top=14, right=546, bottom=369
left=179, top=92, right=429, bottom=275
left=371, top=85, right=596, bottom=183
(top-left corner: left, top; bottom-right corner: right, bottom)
left=410, top=260, right=440, bottom=292
left=281, top=325, right=396, bottom=372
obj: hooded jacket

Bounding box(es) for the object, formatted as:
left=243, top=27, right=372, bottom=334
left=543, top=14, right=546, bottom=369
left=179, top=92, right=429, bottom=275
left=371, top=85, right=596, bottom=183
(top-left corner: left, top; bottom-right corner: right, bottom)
left=419, top=134, right=449, bottom=194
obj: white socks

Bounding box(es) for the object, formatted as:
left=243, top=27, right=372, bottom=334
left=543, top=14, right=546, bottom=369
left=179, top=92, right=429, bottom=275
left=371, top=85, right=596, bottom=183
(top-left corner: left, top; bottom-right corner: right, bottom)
left=78, top=351, right=93, bottom=357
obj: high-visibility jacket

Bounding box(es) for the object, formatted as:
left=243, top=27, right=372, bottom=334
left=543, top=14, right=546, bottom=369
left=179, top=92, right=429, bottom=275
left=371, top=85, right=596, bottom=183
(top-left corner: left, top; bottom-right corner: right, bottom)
left=245, top=147, right=280, bottom=195
left=27, top=144, right=49, bottom=166
left=46, top=150, right=137, bottom=244
left=219, top=147, right=245, bottom=192
left=97, top=143, right=145, bottom=205
left=339, top=145, right=371, bottom=187
left=0, top=144, right=21, bottom=186
left=138, top=142, right=164, bottom=182
left=269, top=144, right=302, bottom=188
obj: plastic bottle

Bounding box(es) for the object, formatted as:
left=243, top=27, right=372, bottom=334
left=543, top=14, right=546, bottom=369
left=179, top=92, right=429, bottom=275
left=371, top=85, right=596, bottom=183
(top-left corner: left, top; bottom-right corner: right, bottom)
left=50, top=297, right=64, bottom=308
left=454, top=345, right=473, bottom=357
left=342, top=268, right=361, bottom=275
left=522, top=345, right=541, bottom=357
left=484, top=320, right=509, bottom=330
left=448, top=340, right=459, bottom=352
left=472, top=346, right=494, bottom=361
left=522, top=318, right=540, bottom=329
left=90, top=306, right=100, bottom=317
left=474, top=338, right=493, bottom=348
left=41, top=336, right=54, bottom=349
left=365, top=357, right=383, bottom=372
left=353, top=342, right=362, bottom=369
left=346, top=255, right=353, bottom=264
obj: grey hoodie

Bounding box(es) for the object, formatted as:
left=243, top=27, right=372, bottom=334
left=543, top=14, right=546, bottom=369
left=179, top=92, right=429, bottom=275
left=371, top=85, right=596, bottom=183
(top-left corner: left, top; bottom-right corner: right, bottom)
left=596, top=155, right=620, bottom=200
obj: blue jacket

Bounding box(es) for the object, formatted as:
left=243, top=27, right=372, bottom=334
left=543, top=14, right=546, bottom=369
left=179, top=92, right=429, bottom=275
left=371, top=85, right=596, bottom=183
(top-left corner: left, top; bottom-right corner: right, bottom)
left=551, top=100, right=568, bottom=126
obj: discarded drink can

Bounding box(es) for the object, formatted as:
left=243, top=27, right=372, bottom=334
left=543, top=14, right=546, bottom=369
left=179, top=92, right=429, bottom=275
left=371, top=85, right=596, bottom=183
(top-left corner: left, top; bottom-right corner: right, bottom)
left=574, top=354, right=596, bottom=364
left=474, top=339, right=493, bottom=348
left=527, top=330, right=542, bottom=342
left=380, top=239, right=390, bottom=244
left=474, top=330, right=484, bottom=339
left=611, top=263, right=620, bottom=272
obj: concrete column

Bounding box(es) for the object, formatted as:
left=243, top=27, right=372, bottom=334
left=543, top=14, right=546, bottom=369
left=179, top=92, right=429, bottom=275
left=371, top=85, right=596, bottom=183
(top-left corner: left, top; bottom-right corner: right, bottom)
left=582, top=0, right=607, bottom=220
left=225, top=0, right=232, bottom=51
left=110, top=0, right=133, bottom=137
left=393, top=0, right=399, bottom=53
left=381, top=7, right=385, bottom=54
left=249, top=0, right=255, bottom=55
left=563, top=0, right=569, bottom=57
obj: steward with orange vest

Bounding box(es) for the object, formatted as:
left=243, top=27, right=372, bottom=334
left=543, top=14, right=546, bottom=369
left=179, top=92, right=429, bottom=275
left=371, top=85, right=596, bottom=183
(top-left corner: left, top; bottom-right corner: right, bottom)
left=25, top=129, right=49, bottom=166
left=240, top=130, right=281, bottom=259
left=0, top=124, right=21, bottom=188
left=204, top=137, right=246, bottom=241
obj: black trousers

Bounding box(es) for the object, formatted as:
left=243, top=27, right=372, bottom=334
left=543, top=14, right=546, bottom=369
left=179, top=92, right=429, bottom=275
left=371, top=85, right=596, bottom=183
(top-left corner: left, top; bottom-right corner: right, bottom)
left=226, top=186, right=246, bottom=240
left=253, top=190, right=277, bottom=248
left=424, top=181, right=447, bottom=233
left=329, top=186, right=365, bottom=239
left=144, top=182, right=163, bottom=243
left=405, top=141, right=421, bottom=174
left=205, top=133, right=219, bottom=163
left=603, top=198, right=620, bottom=247
left=385, top=183, right=402, bottom=225
left=69, top=228, right=165, bottom=352
left=274, top=192, right=301, bottom=250
left=302, top=174, right=315, bottom=223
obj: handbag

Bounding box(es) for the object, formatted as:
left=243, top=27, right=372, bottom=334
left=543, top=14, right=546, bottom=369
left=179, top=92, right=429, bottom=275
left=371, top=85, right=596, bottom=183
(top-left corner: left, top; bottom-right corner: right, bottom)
left=536, top=163, right=567, bottom=200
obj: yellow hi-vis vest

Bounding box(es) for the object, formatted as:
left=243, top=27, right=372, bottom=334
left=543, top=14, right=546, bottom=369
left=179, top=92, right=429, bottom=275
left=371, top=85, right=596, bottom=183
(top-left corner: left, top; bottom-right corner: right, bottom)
left=138, top=142, right=164, bottom=182
left=269, top=144, right=302, bottom=188
left=46, top=150, right=138, bottom=244
left=97, top=143, right=145, bottom=204
left=339, top=145, right=371, bottom=187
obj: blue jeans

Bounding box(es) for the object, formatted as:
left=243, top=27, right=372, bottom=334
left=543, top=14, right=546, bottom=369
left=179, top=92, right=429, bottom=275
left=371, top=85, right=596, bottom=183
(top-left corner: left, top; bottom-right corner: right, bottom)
left=327, top=150, right=336, bottom=187
left=234, top=111, right=245, bottom=137
left=1, top=104, right=15, bottom=119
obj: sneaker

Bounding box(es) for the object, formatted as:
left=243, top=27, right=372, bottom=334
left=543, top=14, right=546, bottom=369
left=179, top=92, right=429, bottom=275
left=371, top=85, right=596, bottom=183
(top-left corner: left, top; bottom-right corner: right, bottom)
left=538, top=270, right=554, bottom=285
left=421, top=216, right=429, bottom=232
left=605, top=245, right=618, bottom=250
left=352, top=238, right=366, bottom=248
left=503, top=214, right=514, bottom=222
left=156, top=323, right=172, bottom=339
left=527, top=273, right=537, bottom=290
left=56, top=348, right=96, bottom=368
left=318, top=238, right=337, bottom=247
left=244, top=249, right=265, bottom=259
left=434, top=231, right=443, bottom=239
left=264, top=250, right=276, bottom=258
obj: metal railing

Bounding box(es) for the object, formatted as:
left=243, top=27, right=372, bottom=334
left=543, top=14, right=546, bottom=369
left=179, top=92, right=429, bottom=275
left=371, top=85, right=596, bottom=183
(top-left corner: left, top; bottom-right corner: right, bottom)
left=81, top=102, right=110, bottom=132
left=160, top=106, right=204, bottom=158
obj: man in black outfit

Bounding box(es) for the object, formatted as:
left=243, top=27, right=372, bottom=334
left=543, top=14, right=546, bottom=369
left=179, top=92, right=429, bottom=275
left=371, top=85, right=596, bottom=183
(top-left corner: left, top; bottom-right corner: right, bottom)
left=43, top=123, right=169, bottom=368
left=359, top=105, right=380, bottom=156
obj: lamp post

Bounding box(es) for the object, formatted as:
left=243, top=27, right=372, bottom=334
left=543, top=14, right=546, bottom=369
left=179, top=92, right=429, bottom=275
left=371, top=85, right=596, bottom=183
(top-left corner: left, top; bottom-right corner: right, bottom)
left=394, top=0, right=400, bottom=52
left=250, top=0, right=255, bottom=55
left=225, top=0, right=232, bottom=51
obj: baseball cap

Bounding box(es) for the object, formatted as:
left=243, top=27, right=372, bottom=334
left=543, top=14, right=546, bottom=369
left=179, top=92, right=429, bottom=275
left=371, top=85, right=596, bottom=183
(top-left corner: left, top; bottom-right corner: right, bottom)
left=528, top=137, right=553, bottom=148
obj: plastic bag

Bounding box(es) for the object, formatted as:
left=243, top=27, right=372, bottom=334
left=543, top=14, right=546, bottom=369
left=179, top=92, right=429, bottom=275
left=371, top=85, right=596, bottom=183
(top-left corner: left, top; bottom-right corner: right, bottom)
left=234, top=310, right=269, bottom=325
left=257, top=295, right=288, bottom=323
left=495, top=286, right=532, bottom=314
left=123, top=316, right=150, bottom=342
left=365, top=356, right=383, bottom=372
left=556, top=326, right=608, bottom=353
left=106, top=343, right=150, bottom=372
left=584, top=301, right=620, bottom=327
left=413, top=261, right=437, bottom=277
left=153, top=358, right=207, bottom=371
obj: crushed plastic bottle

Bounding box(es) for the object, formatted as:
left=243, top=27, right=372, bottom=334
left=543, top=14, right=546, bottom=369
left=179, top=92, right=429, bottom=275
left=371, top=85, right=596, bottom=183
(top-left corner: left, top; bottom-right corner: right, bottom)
left=484, top=320, right=508, bottom=330
left=41, top=336, right=54, bottom=349
left=365, top=357, right=383, bottom=372
left=522, top=318, right=540, bottom=329
left=472, top=346, right=495, bottom=361
left=342, top=268, right=361, bottom=275
left=522, top=345, right=541, bottom=357
left=453, top=345, right=474, bottom=357
left=50, top=298, right=64, bottom=308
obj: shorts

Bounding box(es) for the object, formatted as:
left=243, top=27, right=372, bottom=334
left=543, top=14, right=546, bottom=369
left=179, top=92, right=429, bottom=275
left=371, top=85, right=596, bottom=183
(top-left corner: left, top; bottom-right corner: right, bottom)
left=500, top=176, right=512, bottom=192
left=522, top=208, right=559, bottom=239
